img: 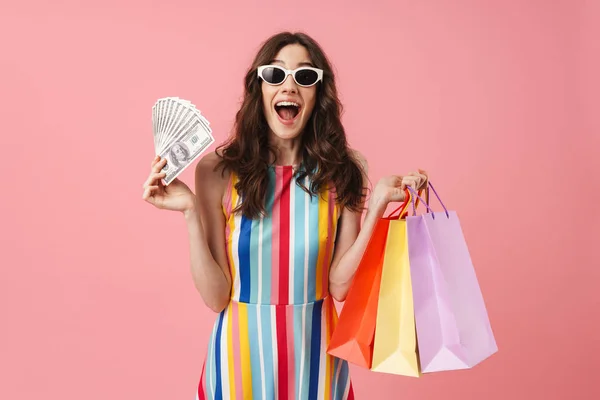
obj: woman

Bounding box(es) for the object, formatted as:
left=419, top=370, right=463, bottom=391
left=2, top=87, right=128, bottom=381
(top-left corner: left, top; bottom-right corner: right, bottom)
left=142, top=31, right=427, bottom=400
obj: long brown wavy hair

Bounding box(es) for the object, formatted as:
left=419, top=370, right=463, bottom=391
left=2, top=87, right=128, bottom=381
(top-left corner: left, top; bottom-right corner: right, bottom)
left=216, top=31, right=367, bottom=219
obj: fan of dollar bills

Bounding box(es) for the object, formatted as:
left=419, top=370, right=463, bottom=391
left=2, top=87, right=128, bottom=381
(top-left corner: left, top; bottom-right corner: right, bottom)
left=152, top=96, right=215, bottom=185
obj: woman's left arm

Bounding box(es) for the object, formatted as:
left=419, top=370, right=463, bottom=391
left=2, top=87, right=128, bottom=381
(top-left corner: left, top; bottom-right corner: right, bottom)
left=328, top=155, right=427, bottom=302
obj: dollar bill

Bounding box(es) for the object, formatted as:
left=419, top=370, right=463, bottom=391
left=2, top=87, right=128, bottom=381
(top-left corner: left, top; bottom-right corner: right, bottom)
left=151, top=96, right=215, bottom=184
left=160, top=98, right=177, bottom=149
left=152, top=104, right=158, bottom=150
left=161, top=103, right=196, bottom=154
left=158, top=119, right=214, bottom=185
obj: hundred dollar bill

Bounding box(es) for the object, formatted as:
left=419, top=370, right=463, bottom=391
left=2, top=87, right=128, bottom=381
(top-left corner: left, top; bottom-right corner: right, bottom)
left=161, top=103, right=196, bottom=154
left=158, top=119, right=214, bottom=185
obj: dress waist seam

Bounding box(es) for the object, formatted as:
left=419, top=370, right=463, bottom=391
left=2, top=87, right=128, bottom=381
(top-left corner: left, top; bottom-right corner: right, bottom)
left=229, top=296, right=329, bottom=306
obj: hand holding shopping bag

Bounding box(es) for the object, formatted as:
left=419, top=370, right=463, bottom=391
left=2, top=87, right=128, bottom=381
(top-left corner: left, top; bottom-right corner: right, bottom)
left=329, top=179, right=497, bottom=377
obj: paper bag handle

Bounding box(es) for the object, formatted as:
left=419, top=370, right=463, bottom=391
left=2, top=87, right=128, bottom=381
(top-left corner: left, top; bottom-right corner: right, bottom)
left=387, top=188, right=412, bottom=219
left=387, top=185, right=430, bottom=219
left=407, top=182, right=450, bottom=219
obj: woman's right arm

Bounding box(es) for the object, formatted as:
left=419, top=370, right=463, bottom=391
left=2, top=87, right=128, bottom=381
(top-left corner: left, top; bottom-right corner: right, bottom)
left=185, top=153, right=232, bottom=313
left=142, top=153, right=232, bottom=313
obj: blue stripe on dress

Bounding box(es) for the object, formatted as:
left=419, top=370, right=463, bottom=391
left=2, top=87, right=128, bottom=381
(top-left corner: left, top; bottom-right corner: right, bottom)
left=214, top=311, right=225, bottom=400
left=260, top=170, right=276, bottom=304
left=293, top=178, right=307, bottom=304
left=249, top=215, right=260, bottom=304
left=336, top=358, right=350, bottom=400
left=298, top=302, right=313, bottom=400
left=238, top=216, right=252, bottom=303
left=308, top=299, right=322, bottom=399
left=332, top=356, right=341, bottom=399
left=260, top=306, right=276, bottom=399
left=247, top=304, right=262, bottom=398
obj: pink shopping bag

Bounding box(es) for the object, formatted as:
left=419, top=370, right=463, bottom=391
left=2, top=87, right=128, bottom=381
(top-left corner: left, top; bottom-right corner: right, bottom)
left=406, top=184, right=498, bottom=373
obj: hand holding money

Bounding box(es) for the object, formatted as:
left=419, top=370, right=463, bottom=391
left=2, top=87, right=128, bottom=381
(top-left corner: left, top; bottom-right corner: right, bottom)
left=142, top=155, right=195, bottom=212
left=151, top=97, right=215, bottom=185
left=143, top=96, right=215, bottom=212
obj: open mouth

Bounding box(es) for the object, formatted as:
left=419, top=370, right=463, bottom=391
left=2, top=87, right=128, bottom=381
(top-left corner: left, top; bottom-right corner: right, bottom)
left=275, top=101, right=301, bottom=122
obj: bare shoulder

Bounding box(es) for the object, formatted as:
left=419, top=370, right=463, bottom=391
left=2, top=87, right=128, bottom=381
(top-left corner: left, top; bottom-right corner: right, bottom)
left=349, top=148, right=369, bottom=176
left=195, top=151, right=229, bottom=179
left=195, top=151, right=230, bottom=196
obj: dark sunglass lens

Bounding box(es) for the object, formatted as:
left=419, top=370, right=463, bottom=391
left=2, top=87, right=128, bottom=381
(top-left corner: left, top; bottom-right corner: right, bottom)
left=295, top=69, right=318, bottom=85
left=262, top=67, right=285, bottom=84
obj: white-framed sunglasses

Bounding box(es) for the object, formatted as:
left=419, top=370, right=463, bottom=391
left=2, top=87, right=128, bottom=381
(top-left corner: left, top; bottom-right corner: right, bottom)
left=257, top=65, right=323, bottom=87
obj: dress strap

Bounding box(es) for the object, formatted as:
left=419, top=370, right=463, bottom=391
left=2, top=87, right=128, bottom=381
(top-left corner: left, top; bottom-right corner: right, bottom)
left=221, top=169, right=237, bottom=221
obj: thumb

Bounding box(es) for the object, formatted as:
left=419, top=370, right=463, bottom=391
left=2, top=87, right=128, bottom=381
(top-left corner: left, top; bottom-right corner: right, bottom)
left=393, top=187, right=407, bottom=201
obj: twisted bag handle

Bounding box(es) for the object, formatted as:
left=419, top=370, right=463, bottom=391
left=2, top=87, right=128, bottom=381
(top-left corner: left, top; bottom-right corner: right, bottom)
left=387, top=178, right=429, bottom=219
left=387, top=187, right=415, bottom=219
left=407, top=182, right=450, bottom=219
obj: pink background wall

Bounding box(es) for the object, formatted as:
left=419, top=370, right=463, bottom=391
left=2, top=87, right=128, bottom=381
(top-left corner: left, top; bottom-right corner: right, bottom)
left=1, top=0, right=598, bottom=399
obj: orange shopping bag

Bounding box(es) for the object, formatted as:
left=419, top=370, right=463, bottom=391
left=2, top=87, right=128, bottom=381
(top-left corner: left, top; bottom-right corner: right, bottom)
left=327, top=194, right=414, bottom=368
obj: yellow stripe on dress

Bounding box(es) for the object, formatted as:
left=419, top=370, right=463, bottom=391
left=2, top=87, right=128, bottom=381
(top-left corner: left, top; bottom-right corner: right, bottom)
left=226, top=302, right=236, bottom=398
left=227, top=174, right=239, bottom=298
left=315, top=188, right=328, bottom=299
left=239, top=302, right=253, bottom=399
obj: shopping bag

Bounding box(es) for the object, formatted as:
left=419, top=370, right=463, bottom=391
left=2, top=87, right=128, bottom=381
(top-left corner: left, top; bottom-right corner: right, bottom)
left=370, top=189, right=421, bottom=377
left=327, top=194, right=413, bottom=368
left=406, top=184, right=498, bottom=373
left=327, top=218, right=390, bottom=367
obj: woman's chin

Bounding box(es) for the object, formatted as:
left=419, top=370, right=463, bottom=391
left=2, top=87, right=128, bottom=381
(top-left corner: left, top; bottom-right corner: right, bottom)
left=267, top=120, right=305, bottom=141
left=269, top=129, right=303, bottom=142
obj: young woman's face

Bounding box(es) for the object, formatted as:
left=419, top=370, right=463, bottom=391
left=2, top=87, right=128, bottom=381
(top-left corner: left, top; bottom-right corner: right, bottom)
left=261, top=44, right=318, bottom=142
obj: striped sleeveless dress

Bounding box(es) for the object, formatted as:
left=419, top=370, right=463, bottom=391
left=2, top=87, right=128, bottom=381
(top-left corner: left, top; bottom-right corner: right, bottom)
left=196, top=165, right=354, bottom=400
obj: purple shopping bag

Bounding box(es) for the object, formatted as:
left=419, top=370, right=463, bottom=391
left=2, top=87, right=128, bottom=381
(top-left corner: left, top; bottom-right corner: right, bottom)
left=406, top=184, right=498, bottom=373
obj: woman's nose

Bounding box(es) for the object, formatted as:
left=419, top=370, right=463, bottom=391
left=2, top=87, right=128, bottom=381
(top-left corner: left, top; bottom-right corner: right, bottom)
left=280, top=74, right=298, bottom=93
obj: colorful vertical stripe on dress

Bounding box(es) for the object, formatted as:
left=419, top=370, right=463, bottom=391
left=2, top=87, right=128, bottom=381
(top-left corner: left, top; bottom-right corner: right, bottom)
left=198, top=165, right=353, bottom=400
left=222, top=166, right=339, bottom=305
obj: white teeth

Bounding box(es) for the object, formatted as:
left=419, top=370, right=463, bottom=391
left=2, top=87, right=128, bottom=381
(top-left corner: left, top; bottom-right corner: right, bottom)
left=276, top=101, right=300, bottom=108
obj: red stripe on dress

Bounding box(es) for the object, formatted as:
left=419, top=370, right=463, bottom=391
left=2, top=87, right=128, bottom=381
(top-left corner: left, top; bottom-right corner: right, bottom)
left=279, top=166, right=292, bottom=304
left=197, top=361, right=206, bottom=400
left=276, top=306, right=289, bottom=399
left=271, top=168, right=282, bottom=304
left=287, top=305, right=296, bottom=400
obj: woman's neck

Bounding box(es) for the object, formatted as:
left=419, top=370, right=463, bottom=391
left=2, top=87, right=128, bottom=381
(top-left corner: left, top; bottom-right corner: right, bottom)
left=268, top=134, right=302, bottom=166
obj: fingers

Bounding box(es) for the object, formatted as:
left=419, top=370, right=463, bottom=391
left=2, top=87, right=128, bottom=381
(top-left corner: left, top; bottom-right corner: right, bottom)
left=142, top=168, right=166, bottom=204
left=151, top=156, right=167, bottom=173
left=377, top=170, right=429, bottom=204
left=416, top=169, right=428, bottom=184
left=142, top=185, right=160, bottom=202
left=379, top=174, right=419, bottom=191
left=144, top=171, right=166, bottom=188
left=401, top=175, right=421, bottom=191
left=143, top=156, right=168, bottom=205
left=145, top=156, right=167, bottom=187
left=405, top=169, right=429, bottom=190
left=380, top=175, right=403, bottom=187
